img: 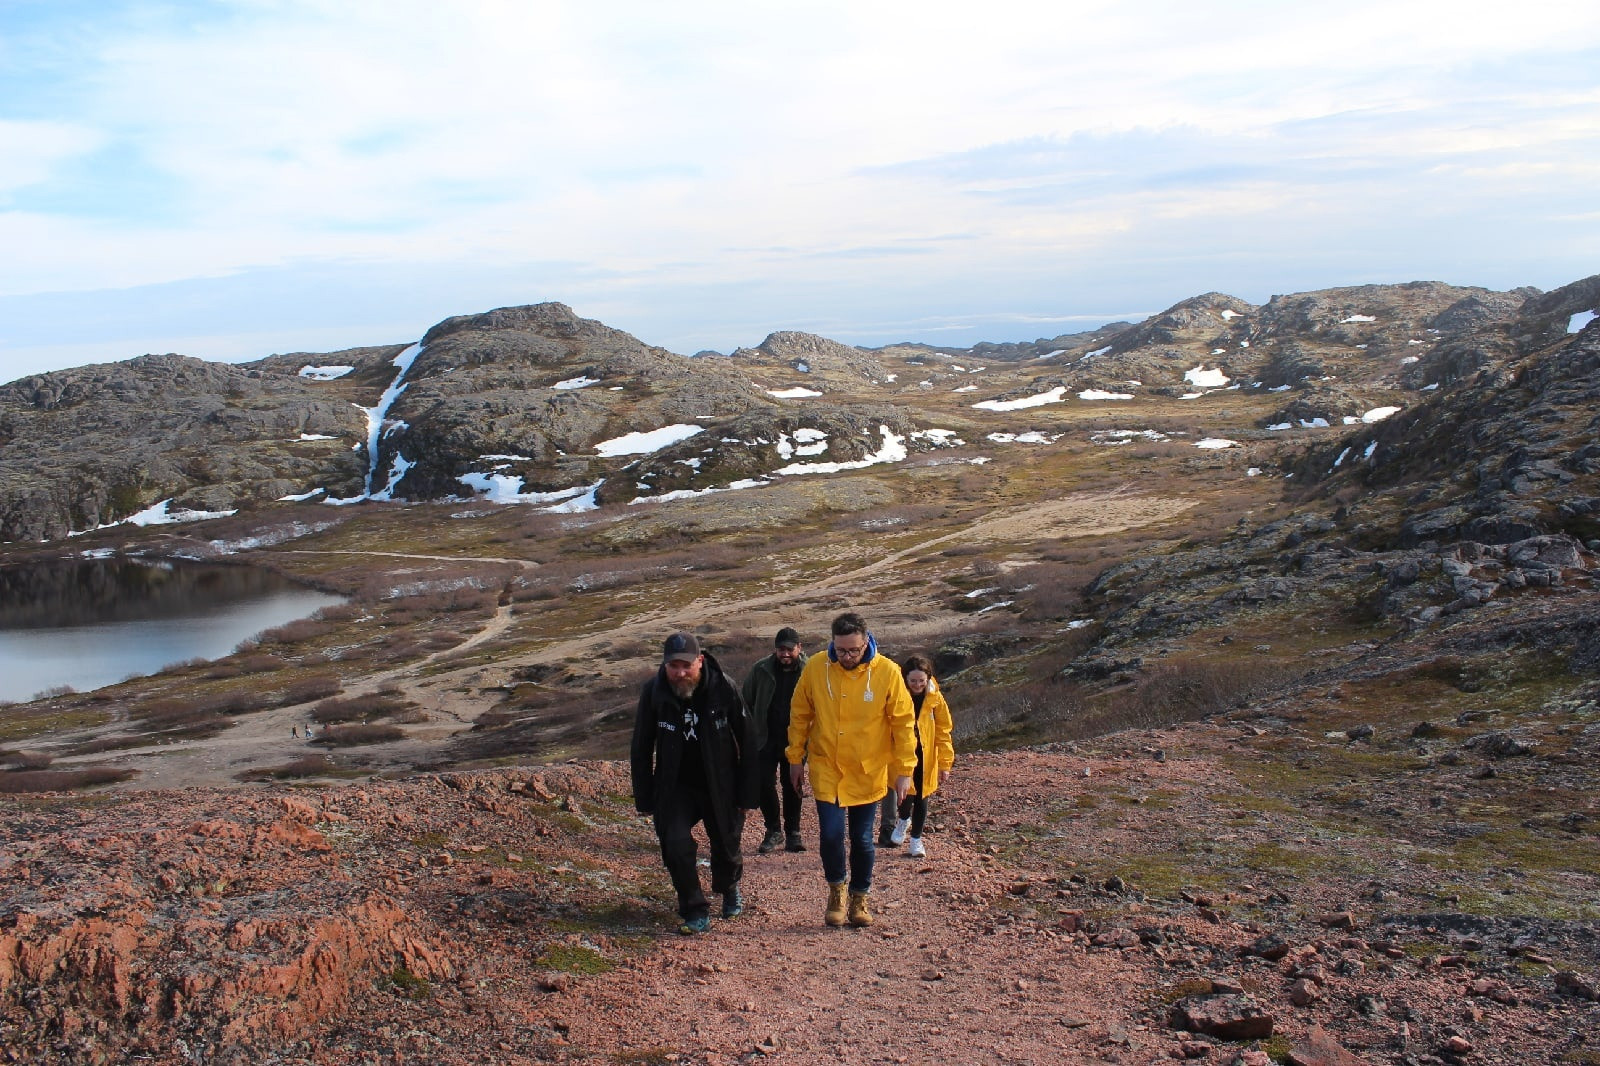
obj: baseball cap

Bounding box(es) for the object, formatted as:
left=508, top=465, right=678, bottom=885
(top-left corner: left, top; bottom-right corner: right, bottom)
left=774, top=626, right=800, bottom=648
left=662, top=632, right=701, bottom=664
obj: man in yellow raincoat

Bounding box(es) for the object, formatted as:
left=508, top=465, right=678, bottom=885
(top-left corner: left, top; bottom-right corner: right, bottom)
left=787, top=611, right=915, bottom=928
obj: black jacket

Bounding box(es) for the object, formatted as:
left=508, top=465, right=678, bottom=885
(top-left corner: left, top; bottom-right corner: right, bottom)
left=631, top=651, right=759, bottom=822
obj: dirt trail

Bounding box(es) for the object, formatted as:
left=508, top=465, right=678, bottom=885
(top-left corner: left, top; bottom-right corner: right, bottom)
left=103, top=489, right=1189, bottom=790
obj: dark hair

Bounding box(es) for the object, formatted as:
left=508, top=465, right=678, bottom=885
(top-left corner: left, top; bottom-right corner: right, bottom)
left=830, top=612, right=867, bottom=638
left=774, top=626, right=801, bottom=647
left=901, top=654, right=935, bottom=679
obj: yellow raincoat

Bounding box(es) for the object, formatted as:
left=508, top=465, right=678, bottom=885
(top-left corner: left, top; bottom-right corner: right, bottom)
left=786, top=643, right=915, bottom=807
left=911, top=678, right=956, bottom=797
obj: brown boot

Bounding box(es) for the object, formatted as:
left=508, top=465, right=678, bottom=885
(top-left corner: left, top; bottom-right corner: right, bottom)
left=847, top=890, right=873, bottom=928
left=825, top=883, right=848, bottom=927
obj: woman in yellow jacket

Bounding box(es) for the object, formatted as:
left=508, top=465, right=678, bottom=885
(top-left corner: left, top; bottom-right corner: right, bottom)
left=787, top=612, right=915, bottom=928
left=886, top=655, right=956, bottom=859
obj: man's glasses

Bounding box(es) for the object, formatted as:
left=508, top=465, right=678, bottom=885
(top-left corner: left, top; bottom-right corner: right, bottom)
left=834, top=643, right=867, bottom=658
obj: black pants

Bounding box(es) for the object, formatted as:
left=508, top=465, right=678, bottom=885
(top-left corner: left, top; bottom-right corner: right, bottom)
left=758, top=751, right=803, bottom=834
left=896, top=760, right=928, bottom=837
left=653, top=786, right=744, bottom=920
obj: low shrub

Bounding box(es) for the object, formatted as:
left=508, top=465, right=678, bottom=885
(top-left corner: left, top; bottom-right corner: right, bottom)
left=236, top=755, right=336, bottom=781
left=312, top=723, right=406, bottom=747
left=254, top=618, right=334, bottom=645
left=280, top=676, right=343, bottom=705
left=310, top=693, right=418, bottom=724
left=5, top=751, right=54, bottom=771
left=0, top=767, right=135, bottom=793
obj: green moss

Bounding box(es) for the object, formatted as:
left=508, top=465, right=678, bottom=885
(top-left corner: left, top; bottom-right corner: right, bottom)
left=383, top=966, right=432, bottom=999
left=536, top=943, right=615, bottom=976
left=1155, top=978, right=1217, bottom=1005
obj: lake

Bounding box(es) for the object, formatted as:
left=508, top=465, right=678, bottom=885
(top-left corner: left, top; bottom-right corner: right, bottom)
left=0, top=557, right=343, bottom=703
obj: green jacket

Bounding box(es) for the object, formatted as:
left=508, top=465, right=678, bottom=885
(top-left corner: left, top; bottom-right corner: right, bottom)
left=741, top=651, right=807, bottom=757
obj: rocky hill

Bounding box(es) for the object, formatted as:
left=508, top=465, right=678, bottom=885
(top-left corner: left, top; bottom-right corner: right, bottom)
left=3, top=279, right=1575, bottom=542
left=1, top=273, right=1598, bottom=1063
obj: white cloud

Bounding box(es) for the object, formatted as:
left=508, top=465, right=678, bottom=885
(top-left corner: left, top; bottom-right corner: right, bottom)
left=1, top=1, right=1598, bottom=377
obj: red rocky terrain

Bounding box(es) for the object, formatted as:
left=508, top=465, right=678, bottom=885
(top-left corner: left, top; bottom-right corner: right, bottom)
left=4, top=719, right=1597, bottom=1065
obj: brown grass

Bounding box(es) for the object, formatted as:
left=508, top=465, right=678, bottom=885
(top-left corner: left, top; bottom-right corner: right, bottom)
left=959, top=655, right=1302, bottom=747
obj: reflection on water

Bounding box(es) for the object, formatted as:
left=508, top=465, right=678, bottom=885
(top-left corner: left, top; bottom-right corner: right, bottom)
left=0, top=558, right=343, bottom=702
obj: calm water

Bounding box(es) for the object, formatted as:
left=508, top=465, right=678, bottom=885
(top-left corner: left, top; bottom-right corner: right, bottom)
left=0, top=558, right=343, bottom=702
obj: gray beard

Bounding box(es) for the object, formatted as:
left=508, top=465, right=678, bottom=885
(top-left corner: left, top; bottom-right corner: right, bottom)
left=670, top=679, right=696, bottom=700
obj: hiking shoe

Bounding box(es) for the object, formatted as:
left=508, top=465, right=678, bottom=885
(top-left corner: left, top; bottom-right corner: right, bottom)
left=889, top=817, right=911, bottom=845
left=907, top=836, right=926, bottom=858
left=785, top=831, right=806, bottom=852
left=847, top=890, right=873, bottom=927
left=721, top=887, right=744, bottom=919
left=757, top=829, right=785, bottom=854
left=825, top=883, right=849, bottom=927
left=876, top=830, right=898, bottom=848
left=677, top=915, right=711, bottom=935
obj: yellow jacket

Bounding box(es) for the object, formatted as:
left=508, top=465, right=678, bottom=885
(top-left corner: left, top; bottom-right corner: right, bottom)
left=912, top=679, right=956, bottom=798
left=786, top=642, right=916, bottom=807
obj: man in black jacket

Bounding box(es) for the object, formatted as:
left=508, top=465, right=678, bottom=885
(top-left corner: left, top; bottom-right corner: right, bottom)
left=741, top=626, right=808, bottom=854
left=631, top=632, right=759, bottom=934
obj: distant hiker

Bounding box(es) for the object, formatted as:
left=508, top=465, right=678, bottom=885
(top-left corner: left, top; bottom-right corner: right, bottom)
left=787, top=611, right=915, bottom=928
left=741, top=626, right=808, bottom=855
left=304, top=723, right=315, bottom=740
left=887, top=655, right=955, bottom=859
left=631, top=631, right=759, bottom=935
left=291, top=724, right=299, bottom=738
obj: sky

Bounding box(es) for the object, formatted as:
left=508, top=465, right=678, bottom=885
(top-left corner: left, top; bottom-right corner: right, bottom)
left=1, top=0, right=1597, bottom=381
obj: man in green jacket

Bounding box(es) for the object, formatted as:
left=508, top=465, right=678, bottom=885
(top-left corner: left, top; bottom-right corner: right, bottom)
left=741, top=626, right=808, bottom=854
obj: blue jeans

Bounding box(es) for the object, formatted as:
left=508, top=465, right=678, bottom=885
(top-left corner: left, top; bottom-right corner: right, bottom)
left=816, top=798, right=878, bottom=893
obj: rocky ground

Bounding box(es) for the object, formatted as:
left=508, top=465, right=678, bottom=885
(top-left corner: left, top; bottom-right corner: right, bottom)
left=4, top=720, right=1597, bottom=1065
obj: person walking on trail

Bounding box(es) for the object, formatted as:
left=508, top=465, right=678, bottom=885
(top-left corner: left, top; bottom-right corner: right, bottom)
left=631, top=632, right=759, bottom=935
left=787, top=612, right=915, bottom=929
left=741, top=626, right=808, bottom=855
left=886, top=655, right=956, bottom=859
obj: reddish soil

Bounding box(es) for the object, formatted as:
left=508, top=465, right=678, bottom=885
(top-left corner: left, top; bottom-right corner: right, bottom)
left=5, top=726, right=1593, bottom=1064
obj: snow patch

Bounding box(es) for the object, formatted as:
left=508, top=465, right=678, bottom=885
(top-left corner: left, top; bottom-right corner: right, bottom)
left=1339, top=314, right=1376, bottom=323
left=1361, top=406, right=1401, bottom=423
left=972, top=386, right=1067, bottom=412
left=595, top=424, right=704, bottom=457
left=553, top=376, right=600, bottom=390
left=299, top=365, right=355, bottom=380
left=774, top=426, right=906, bottom=475
left=768, top=386, right=822, bottom=398
left=1184, top=365, right=1229, bottom=388
left=1091, top=429, right=1168, bottom=445
left=1078, top=389, right=1134, bottom=401
left=987, top=431, right=1061, bottom=445
left=1195, top=438, right=1238, bottom=450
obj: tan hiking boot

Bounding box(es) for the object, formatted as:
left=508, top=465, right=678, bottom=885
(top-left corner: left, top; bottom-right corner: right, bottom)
left=825, top=882, right=848, bottom=927
left=847, top=890, right=873, bottom=927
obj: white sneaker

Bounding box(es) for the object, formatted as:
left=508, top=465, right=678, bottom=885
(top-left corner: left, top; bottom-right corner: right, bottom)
left=907, top=837, right=926, bottom=858
left=889, top=817, right=910, bottom=845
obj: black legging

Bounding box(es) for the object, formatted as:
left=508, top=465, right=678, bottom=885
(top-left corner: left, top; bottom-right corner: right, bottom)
left=896, top=755, right=927, bottom=837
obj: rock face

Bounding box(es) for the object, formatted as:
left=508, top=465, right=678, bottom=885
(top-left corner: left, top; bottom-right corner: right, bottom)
left=0, top=353, right=376, bottom=541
